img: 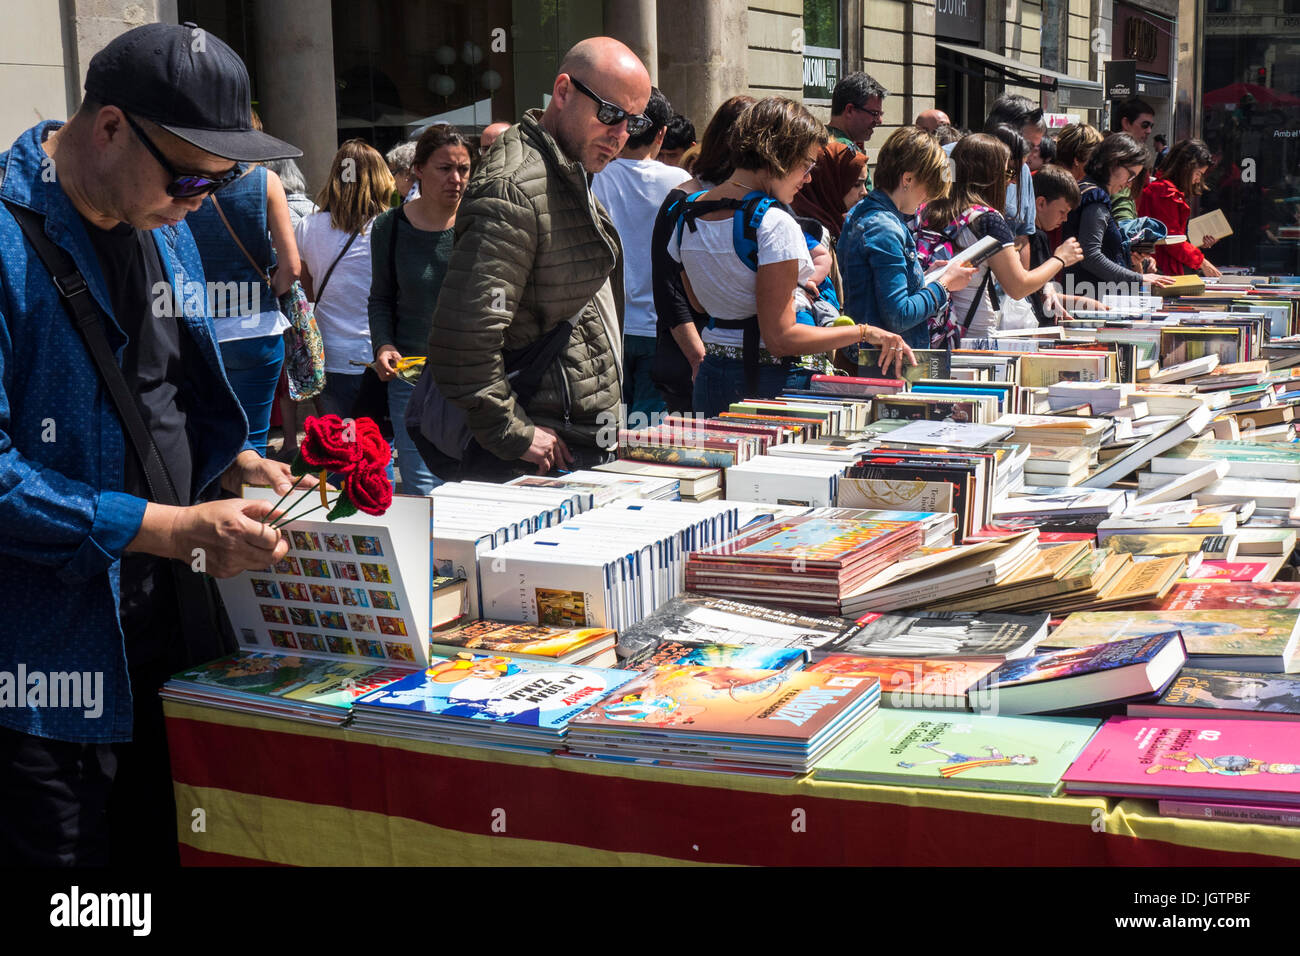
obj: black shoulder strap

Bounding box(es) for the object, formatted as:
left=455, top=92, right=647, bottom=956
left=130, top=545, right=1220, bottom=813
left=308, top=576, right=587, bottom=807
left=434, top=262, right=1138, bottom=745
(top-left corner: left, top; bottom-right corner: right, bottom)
left=388, top=206, right=407, bottom=298
left=961, top=269, right=996, bottom=335
left=3, top=200, right=180, bottom=506
left=315, top=228, right=360, bottom=303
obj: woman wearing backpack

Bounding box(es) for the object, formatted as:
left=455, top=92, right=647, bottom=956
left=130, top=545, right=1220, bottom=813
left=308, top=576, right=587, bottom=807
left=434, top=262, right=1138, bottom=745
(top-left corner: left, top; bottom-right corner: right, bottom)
left=667, top=97, right=915, bottom=417
left=918, top=133, right=1083, bottom=339
left=840, top=126, right=977, bottom=351
left=1062, top=133, right=1176, bottom=297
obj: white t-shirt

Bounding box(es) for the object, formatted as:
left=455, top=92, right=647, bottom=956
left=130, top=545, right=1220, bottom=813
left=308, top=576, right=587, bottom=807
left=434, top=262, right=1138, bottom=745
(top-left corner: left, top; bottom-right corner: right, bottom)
left=294, top=211, right=376, bottom=374
left=593, top=158, right=691, bottom=339
left=667, top=203, right=814, bottom=349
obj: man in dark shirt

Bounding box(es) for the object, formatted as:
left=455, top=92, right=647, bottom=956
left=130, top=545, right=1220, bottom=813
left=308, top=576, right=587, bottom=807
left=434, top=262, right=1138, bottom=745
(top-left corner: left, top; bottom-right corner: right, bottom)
left=0, top=23, right=307, bottom=866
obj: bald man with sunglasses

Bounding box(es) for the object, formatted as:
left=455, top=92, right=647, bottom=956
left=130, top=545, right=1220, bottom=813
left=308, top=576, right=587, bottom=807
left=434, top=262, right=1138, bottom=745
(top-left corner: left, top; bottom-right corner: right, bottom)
left=426, top=37, right=651, bottom=481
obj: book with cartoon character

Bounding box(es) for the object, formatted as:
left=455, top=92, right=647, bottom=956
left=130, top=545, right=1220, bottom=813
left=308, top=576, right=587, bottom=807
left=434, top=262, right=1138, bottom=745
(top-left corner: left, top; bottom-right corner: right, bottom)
left=1064, top=716, right=1300, bottom=804
left=815, top=709, right=1101, bottom=796
left=1129, top=668, right=1300, bottom=721
left=350, top=654, right=638, bottom=744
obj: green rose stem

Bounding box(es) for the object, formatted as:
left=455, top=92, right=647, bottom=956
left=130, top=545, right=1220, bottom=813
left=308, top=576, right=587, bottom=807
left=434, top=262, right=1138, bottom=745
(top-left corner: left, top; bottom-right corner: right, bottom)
left=260, top=471, right=308, bottom=525
left=269, top=501, right=327, bottom=529
left=267, top=468, right=334, bottom=529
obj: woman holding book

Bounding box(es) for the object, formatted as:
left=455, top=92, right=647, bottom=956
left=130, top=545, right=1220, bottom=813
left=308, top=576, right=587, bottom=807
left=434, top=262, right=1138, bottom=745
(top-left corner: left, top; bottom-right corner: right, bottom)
left=1061, top=133, right=1176, bottom=296
left=1137, top=139, right=1221, bottom=279
left=839, top=126, right=977, bottom=350
left=917, top=133, right=1083, bottom=339
left=666, top=97, right=916, bottom=417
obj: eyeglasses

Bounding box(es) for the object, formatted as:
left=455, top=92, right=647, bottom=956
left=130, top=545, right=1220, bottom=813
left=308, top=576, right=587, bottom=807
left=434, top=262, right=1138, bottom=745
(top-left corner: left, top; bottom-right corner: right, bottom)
left=568, top=76, right=652, bottom=137
left=1139, top=120, right=1155, bottom=130
left=122, top=112, right=243, bottom=198
left=1122, top=165, right=1143, bottom=184
left=854, top=104, right=885, bottom=120
left=798, top=155, right=819, bottom=175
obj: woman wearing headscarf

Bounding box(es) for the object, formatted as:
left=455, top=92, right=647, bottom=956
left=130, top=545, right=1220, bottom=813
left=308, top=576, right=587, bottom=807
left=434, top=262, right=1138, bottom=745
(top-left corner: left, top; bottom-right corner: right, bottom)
left=790, top=140, right=868, bottom=246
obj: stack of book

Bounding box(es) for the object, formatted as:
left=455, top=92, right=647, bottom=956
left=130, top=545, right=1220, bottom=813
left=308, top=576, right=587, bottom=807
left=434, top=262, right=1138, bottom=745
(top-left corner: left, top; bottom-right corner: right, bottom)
left=350, top=653, right=639, bottom=753
left=684, top=514, right=925, bottom=615
left=594, top=459, right=723, bottom=502
left=564, top=664, right=881, bottom=776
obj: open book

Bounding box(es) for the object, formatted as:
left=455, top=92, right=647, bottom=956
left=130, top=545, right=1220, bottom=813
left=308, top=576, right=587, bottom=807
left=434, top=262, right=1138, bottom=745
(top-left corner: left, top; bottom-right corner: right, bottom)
left=1187, top=209, right=1233, bottom=247
left=923, top=235, right=1003, bottom=285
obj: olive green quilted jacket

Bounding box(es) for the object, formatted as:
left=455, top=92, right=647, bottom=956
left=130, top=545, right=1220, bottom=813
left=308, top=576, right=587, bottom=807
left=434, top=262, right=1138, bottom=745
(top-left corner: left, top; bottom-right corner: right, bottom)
left=427, top=109, right=624, bottom=461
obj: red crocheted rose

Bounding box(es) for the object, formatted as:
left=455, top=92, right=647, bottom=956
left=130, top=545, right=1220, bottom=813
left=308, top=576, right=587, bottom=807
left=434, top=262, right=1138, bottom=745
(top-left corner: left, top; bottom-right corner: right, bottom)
left=353, top=417, right=392, bottom=469
left=346, top=463, right=393, bottom=516
left=296, top=415, right=363, bottom=473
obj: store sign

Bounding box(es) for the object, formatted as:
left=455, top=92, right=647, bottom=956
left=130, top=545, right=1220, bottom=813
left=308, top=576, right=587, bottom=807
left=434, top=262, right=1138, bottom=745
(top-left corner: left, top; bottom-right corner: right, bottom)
left=935, top=0, right=983, bottom=44
left=803, top=46, right=840, bottom=103
left=1114, top=3, right=1171, bottom=76
left=1106, top=60, right=1137, bottom=100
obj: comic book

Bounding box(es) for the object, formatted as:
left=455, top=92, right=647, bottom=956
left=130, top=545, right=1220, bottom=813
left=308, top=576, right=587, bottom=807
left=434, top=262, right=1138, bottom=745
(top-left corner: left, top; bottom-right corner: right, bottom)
left=430, top=619, right=616, bottom=666
left=1128, top=668, right=1300, bottom=721
left=1063, top=716, right=1300, bottom=804
left=806, top=655, right=1002, bottom=709
left=814, top=709, right=1101, bottom=796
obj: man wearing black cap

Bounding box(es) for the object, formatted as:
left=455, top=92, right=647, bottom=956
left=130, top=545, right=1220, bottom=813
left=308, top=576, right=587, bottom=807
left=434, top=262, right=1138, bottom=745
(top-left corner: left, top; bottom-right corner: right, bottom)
left=0, top=22, right=304, bottom=865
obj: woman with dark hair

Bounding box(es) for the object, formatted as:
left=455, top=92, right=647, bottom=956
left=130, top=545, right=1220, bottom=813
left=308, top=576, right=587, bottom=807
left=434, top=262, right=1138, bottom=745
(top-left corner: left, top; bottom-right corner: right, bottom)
left=650, top=95, right=755, bottom=412
left=368, top=124, right=472, bottom=493
left=920, top=133, right=1081, bottom=339
left=1053, top=123, right=1104, bottom=182
left=1138, top=139, right=1221, bottom=278
left=665, top=97, right=914, bottom=416
left=1062, top=132, right=1175, bottom=293
left=790, top=140, right=868, bottom=244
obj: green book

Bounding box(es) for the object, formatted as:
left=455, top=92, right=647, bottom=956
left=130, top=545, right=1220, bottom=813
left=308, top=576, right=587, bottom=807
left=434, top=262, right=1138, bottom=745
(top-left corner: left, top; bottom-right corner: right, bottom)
left=814, top=709, right=1101, bottom=796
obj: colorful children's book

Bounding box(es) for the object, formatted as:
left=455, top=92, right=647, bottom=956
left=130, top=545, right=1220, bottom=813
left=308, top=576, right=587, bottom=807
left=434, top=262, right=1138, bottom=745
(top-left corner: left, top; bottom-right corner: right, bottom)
left=429, top=619, right=616, bottom=666
left=350, top=654, right=638, bottom=746
left=1134, top=581, right=1300, bottom=612
left=636, top=641, right=811, bottom=671
left=814, top=709, right=1101, bottom=796
left=807, top=654, right=1002, bottom=709
left=1063, top=716, right=1300, bottom=805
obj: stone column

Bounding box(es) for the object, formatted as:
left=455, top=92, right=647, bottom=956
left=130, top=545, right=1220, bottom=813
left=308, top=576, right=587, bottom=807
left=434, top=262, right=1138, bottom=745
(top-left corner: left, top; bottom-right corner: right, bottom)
left=656, top=0, right=748, bottom=131
left=62, top=0, right=178, bottom=106
left=252, top=0, right=337, bottom=194
left=604, top=0, right=658, bottom=85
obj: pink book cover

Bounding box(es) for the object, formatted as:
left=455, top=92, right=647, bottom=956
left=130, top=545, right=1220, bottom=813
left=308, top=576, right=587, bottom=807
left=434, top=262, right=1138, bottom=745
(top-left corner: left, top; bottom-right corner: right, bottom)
left=1064, top=716, right=1300, bottom=804
left=1183, top=561, right=1270, bottom=583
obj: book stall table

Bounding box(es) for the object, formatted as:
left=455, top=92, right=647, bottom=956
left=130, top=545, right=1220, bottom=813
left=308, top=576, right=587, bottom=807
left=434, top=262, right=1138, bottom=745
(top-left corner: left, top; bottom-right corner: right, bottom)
left=164, top=700, right=1300, bottom=866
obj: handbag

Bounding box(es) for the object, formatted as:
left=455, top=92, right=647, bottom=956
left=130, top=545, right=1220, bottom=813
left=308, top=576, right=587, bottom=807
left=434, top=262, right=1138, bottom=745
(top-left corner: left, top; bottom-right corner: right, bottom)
left=211, top=194, right=326, bottom=401
left=4, top=199, right=236, bottom=665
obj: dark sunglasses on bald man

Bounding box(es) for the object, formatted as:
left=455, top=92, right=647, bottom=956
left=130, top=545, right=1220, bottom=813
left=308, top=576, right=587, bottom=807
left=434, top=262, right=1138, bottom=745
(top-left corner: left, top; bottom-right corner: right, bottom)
left=568, top=76, right=652, bottom=137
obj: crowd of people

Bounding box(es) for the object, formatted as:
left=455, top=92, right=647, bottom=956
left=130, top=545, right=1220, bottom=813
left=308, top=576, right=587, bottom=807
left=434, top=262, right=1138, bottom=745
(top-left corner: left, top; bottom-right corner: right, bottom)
left=0, top=22, right=1237, bottom=868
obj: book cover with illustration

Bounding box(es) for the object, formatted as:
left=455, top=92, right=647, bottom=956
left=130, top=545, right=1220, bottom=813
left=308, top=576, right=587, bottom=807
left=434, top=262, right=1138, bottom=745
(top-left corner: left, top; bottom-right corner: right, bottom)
left=430, top=619, right=615, bottom=659
left=164, top=652, right=411, bottom=713
left=692, top=516, right=919, bottom=570
left=1129, top=668, right=1300, bottom=720
left=815, top=709, right=1102, bottom=795
left=1041, top=609, right=1300, bottom=671
left=1136, top=581, right=1300, bottom=612
left=1063, top=716, right=1300, bottom=804
left=616, top=593, right=852, bottom=663
left=830, top=610, right=1049, bottom=659
left=568, top=664, right=879, bottom=743
left=638, top=641, right=810, bottom=672
left=990, top=632, right=1182, bottom=687
left=352, top=654, right=638, bottom=734
left=807, top=654, right=1002, bottom=707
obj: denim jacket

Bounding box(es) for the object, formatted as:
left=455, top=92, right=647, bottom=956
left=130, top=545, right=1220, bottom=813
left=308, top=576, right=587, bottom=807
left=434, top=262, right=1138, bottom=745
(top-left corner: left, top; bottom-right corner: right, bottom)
left=0, top=121, right=252, bottom=743
left=840, top=189, right=948, bottom=350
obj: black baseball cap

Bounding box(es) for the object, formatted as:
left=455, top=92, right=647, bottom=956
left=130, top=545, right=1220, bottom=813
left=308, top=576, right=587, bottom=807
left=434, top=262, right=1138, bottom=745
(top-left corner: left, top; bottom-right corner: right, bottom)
left=84, top=22, right=301, bottom=162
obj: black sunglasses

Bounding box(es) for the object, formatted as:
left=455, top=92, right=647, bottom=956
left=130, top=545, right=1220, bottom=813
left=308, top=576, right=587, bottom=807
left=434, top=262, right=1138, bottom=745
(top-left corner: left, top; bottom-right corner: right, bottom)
left=568, top=77, right=652, bottom=137
left=122, top=112, right=243, bottom=198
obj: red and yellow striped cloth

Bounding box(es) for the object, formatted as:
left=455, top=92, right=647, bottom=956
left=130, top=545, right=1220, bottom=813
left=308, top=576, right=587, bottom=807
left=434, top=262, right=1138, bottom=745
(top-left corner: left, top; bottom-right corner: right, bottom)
left=164, top=701, right=1300, bottom=866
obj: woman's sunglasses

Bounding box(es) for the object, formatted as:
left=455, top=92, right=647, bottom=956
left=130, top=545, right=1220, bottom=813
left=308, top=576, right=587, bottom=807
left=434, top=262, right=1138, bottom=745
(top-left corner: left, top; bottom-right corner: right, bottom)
left=568, top=77, right=652, bottom=137
left=122, top=112, right=244, bottom=198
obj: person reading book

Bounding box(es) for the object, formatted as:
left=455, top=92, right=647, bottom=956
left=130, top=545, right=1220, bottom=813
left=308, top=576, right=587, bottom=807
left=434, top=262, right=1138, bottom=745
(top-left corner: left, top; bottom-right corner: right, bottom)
left=1029, top=165, right=1107, bottom=324
left=838, top=126, right=978, bottom=351
left=1062, top=133, right=1176, bottom=298
left=666, top=97, right=916, bottom=417
left=1138, top=139, right=1221, bottom=279
left=918, top=133, right=1083, bottom=338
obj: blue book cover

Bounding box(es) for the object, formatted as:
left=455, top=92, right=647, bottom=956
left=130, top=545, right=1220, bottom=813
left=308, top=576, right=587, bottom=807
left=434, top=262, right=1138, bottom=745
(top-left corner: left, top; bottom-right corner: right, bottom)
left=989, top=632, right=1183, bottom=688
left=353, top=653, right=638, bottom=731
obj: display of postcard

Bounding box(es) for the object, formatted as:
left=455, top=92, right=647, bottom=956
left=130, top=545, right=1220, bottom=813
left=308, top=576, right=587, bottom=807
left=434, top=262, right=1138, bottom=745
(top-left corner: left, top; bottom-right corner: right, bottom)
left=220, top=488, right=433, bottom=667
left=814, top=709, right=1101, bottom=796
